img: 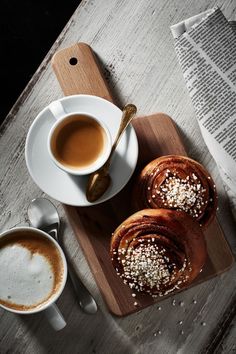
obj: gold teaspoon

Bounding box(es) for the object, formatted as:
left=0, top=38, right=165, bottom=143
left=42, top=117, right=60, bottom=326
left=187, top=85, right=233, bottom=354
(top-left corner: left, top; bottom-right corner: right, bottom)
left=86, top=104, right=137, bottom=202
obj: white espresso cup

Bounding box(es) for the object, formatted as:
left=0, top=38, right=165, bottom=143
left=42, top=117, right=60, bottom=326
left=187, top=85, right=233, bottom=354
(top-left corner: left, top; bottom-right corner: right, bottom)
left=0, top=226, right=67, bottom=331
left=48, top=100, right=112, bottom=175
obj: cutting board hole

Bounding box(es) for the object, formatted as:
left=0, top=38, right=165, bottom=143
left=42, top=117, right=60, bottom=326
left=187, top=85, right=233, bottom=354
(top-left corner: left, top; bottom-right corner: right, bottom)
left=69, top=57, right=78, bottom=65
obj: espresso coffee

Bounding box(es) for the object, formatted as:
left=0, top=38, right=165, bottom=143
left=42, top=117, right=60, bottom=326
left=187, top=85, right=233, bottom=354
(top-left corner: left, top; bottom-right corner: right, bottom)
left=50, top=114, right=106, bottom=170
left=0, top=229, right=64, bottom=311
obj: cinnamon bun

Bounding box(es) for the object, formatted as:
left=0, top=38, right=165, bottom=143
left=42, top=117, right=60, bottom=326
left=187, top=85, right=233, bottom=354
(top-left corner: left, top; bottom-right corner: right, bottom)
left=110, top=209, right=207, bottom=297
left=133, top=155, right=217, bottom=228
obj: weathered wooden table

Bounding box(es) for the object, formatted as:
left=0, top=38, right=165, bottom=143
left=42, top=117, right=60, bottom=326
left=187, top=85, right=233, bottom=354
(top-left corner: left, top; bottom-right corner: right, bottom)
left=1, top=0, right=236, bottom=353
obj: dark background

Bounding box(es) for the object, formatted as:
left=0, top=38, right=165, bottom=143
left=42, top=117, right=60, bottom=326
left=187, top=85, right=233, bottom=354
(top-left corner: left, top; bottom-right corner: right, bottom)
left=0, top=0, right=80, bottom=124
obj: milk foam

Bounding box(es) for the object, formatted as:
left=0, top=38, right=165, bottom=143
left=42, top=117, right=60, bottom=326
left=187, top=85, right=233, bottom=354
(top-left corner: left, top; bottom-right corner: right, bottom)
left=0, top=244, right=54, bottom=307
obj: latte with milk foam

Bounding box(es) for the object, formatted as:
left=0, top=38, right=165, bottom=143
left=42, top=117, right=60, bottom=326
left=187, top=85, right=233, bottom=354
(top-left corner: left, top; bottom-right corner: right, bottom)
left=0, top=229, right=64, bottom=311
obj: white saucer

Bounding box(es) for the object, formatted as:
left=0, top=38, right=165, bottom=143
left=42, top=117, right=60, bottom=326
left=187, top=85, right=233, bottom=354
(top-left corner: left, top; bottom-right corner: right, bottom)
left=25, top=95, right=138, bottom=206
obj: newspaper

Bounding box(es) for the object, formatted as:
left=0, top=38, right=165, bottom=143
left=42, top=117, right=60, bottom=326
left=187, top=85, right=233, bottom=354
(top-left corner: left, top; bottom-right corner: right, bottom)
left=171, top=7, right=236, bottom=220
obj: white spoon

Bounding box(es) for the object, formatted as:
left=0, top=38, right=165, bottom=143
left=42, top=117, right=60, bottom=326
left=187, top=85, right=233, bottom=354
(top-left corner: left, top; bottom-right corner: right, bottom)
left=27, top=197, right=98, bottom=314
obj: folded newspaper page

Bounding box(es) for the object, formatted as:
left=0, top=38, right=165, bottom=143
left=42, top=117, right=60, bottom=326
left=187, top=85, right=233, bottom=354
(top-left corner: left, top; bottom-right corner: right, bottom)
left=171, top=7, right=236, bottom=219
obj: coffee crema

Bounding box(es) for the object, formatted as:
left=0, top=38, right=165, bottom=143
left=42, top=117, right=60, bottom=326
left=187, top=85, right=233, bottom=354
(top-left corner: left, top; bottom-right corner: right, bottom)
left=0, top=230, right=64, bottom=311
left=50, top=114, right=106, bottom=170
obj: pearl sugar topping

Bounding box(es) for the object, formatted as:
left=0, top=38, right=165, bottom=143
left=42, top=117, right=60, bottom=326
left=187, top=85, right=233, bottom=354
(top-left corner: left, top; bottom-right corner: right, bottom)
left=155, top=172, right=206, bottom=218
left=119, top=240, right=187, bottom=295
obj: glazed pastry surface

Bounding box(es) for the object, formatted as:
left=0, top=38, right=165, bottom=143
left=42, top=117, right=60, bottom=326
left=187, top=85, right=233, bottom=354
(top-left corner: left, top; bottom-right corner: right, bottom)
left=133, top=155, right=217, bottom=228
left=111, top=209, right=207, bottom=297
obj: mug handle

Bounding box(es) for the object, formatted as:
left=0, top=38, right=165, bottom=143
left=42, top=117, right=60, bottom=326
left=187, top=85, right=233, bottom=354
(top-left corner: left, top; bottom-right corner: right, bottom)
left=49, top=101, right=66, bottom=120
left=44, top=303, right=66, bottom=331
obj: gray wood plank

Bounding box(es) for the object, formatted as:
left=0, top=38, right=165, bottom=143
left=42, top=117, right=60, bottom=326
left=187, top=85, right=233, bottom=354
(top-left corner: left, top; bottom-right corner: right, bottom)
left=0, top=0, right=236, bottom=353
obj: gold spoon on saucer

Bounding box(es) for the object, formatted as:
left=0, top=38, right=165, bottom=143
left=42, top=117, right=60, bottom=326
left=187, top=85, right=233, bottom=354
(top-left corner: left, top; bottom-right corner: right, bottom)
left=86, top=104, right=137, bottom=202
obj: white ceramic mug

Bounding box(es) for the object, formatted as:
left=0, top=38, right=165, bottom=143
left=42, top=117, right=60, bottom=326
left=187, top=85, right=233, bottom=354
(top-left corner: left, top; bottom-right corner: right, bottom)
left=0, top=226, right=67, bottom=331
left=48, top=100, right=112, bottom=175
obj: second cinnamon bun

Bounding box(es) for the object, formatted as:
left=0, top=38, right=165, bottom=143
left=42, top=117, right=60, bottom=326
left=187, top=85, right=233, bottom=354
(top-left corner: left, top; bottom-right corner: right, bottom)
left=133, top=155, right=217, bottom=228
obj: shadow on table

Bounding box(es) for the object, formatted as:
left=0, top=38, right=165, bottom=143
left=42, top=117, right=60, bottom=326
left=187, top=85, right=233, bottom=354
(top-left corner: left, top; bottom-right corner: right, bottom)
left=17, top=282, right=137, bottom=353
left=95, top=53, right=124, bottom=109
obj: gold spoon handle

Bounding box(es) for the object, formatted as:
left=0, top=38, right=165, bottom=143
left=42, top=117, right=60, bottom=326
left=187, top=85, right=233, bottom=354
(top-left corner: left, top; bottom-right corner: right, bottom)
left=86, top=103, right=137, bottom=202
left=106, top=104, right=137, bottom=167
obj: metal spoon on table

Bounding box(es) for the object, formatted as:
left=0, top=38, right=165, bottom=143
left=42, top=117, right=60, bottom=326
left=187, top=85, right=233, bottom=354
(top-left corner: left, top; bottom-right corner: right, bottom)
left=27, top=197, right=98, bottom=314
left=86, top=103, right=137, bottom=202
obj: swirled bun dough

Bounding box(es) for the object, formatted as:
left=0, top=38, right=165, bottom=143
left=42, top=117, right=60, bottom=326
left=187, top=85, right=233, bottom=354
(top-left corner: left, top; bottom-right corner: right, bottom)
left=133, top=155, right=217, bottom=229
left=111, top=209, right=207, bottom=297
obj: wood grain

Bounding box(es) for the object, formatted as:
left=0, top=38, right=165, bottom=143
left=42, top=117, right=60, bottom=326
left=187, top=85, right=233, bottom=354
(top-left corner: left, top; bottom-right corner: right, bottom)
left=0, top=0, right=236, bottom=353
left=53, top=43, right=233, bottom=316
left=52, top=43, right=114, bottom=102
left=65, top=114, right=234, bottom=316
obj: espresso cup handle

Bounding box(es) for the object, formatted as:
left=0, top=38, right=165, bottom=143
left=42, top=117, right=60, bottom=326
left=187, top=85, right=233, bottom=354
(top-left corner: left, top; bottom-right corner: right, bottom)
left=44, top=303, right=66, bottom=331
left=49, top=101, right=66, bottom=120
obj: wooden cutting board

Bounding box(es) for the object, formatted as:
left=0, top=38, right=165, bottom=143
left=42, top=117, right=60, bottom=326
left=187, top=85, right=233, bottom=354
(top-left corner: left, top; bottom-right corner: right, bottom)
left=52, top=43, right=234, bottom=316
